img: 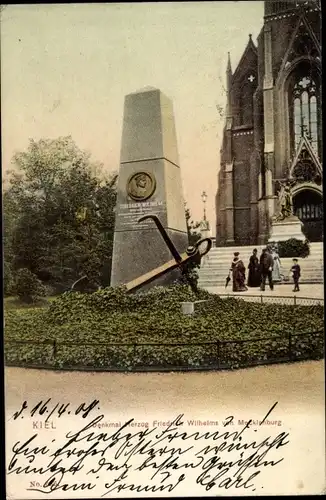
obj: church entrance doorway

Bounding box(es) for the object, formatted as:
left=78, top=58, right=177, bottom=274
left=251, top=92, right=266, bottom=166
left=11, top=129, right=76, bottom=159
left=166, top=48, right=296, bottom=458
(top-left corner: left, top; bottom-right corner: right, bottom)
left=293, top=189, right=323, bottom=242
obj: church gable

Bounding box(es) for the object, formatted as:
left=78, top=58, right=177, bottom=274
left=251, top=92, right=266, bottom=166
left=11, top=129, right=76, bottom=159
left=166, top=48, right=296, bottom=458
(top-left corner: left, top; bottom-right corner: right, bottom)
left=289, top=134, right=322, bottom=184
left=232, top=36, right=258, bottom=86
left=231, top=36, right=258, bottom=127
left=277, top=13, right=321, bottom=81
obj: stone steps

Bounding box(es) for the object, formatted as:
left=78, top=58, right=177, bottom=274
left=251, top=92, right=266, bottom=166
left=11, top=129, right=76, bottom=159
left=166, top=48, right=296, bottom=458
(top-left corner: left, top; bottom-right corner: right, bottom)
left=199, top=278, right=323, bottom=285
left=207, top=249, right=323, bottom=258
left=199, top=266, right=324, bottom=272
left=198, top=242, right=324, bottom=286
left=199, top=280, right=324, bottom=286
left=201, top=259, right=324, bottom=267
left=198, top=278, right=324, bottom=286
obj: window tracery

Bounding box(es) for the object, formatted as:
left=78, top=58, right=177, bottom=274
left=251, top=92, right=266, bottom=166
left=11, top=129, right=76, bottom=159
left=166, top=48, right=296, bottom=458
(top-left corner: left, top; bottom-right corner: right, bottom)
left=290, top=73, right=320, bottom=154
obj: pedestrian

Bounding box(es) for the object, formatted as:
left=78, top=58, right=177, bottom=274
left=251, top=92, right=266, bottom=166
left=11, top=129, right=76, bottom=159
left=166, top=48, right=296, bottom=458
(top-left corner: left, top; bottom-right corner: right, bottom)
left=259, top=247, right=274, bottom=291
left=230, top=252, right=248, bottom=292
left=291, top=258, right=301, bottom=292
left=247, top=248, right=261, bottom=287
left=271, top=244, right=282, bottom=282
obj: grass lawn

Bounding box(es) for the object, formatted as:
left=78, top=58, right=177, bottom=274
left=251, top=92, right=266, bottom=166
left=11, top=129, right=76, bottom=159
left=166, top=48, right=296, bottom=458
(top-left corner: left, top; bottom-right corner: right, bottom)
left=4, top=296, right=56, bottom=311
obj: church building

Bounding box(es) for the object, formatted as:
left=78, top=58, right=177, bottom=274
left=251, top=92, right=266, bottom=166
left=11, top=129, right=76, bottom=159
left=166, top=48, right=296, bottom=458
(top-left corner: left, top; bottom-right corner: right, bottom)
left=215, top=0, right=322, bottom=246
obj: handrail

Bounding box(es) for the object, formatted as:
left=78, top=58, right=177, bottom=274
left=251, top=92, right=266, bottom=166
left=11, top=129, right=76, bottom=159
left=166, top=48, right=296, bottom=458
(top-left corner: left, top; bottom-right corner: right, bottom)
left=5, top=329, right=323, bottom=348
left=5, top=329, right=323, bottom=372
left=217, top=294, right=323, bottom=303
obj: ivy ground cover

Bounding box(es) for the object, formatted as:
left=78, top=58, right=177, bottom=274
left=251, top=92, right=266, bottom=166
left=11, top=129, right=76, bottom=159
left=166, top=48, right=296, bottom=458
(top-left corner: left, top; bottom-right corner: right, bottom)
left=4, top=286, right=324, bottom=370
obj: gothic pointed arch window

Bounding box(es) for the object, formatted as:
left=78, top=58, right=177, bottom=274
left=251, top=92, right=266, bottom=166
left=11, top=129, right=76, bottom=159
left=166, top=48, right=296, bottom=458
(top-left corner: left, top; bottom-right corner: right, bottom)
left=288, top=63, right=321, bottom=157
left=293, top=76, right=318, bottom=150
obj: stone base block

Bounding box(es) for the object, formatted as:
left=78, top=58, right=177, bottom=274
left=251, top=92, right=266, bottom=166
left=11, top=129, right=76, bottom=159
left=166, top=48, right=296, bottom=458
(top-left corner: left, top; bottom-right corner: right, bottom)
left=111, top=228, right=188, bottom=287
left=268, top=216, right=305, bottom=242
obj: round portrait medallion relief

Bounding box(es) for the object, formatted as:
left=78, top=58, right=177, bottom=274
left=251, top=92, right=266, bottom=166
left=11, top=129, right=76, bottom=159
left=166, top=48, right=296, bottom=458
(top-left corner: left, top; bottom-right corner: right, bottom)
left=127, top=171, right=156, bottom=201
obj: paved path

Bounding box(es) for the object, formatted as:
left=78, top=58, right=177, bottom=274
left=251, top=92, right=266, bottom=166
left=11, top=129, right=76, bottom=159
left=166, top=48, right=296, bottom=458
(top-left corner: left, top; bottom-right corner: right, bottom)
left=203, top=283, right=324, bottom=303
left=5, top=360, right=324, bottom=416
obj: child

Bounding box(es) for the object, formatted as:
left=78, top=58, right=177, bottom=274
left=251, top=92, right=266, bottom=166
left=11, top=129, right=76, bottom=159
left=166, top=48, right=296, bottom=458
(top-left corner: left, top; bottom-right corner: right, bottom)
left=291, top=258, right=301, bottom=292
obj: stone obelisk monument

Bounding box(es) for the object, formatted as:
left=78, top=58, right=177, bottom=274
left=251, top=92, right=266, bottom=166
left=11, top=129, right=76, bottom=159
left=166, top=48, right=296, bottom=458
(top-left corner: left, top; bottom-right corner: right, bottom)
left=110, top=87, right=188, bottom=287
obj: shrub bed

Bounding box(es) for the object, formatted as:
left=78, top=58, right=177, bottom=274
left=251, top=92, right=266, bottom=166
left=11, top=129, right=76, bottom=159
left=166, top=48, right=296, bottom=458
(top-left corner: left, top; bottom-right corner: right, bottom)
left=4, top=285, right=324, bottom=370
left=277, top=238, right=310, bottom=258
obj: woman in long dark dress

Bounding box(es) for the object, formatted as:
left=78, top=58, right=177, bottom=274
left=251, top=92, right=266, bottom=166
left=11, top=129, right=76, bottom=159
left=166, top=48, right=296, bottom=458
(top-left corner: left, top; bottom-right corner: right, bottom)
left=230, top=252, right=248, bottom=292
left=247, top=248, right=261, bottom=287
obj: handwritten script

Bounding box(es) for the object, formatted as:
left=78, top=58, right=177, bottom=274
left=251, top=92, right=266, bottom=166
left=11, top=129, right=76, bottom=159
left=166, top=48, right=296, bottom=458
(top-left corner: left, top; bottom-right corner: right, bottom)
left=7, top=400, right=290, bottom=496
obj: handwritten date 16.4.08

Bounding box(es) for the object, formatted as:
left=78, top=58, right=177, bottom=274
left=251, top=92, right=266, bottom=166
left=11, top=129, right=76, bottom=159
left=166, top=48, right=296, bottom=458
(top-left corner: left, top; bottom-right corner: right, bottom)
left=11, top=399, right=100, bottom=423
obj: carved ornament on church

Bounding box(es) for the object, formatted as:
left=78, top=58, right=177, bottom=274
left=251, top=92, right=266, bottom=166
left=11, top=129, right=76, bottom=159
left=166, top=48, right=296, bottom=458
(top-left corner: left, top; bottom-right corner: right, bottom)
left=291, top=145, right=322, bottom=185
left=292, top=159, right=321, bottom=184
left=286, top=22, right=320, bottom=66
left=127, top=171, right=156, bottom=201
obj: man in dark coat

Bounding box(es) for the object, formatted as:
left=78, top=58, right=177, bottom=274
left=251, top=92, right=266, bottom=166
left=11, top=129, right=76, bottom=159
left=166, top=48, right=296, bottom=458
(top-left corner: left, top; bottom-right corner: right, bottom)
left=260, top=247, right=274, bottom=291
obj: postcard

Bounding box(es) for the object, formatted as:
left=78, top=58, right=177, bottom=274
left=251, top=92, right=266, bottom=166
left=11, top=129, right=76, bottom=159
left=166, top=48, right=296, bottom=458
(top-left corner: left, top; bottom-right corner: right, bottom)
left=2, top=1, right=324, bottom=498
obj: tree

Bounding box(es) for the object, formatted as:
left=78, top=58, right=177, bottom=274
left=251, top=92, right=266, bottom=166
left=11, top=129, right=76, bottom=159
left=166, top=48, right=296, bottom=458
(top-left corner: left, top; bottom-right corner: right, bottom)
left=178, top=204, right=202, bottom=292
left=14, top=268, right=46, bottom=304
left=3, top=261, right=14, bottom=296
left=185, top=204, right=201, bottom=246
left=4, top=136, right=117, bottom=293
left=3, top=187, right=18, bottom=295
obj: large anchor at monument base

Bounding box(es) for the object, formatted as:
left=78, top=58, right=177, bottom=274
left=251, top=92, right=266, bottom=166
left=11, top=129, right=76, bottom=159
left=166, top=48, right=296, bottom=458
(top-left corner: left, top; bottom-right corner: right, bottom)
left=70, top=214, right=212, bottom=293
left=124, top=214, right=212, bottom=293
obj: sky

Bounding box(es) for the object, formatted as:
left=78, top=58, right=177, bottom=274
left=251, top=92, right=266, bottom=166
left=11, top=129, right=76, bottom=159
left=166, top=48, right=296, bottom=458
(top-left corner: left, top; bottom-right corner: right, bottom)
left=1, top=1, right=264, bottom=230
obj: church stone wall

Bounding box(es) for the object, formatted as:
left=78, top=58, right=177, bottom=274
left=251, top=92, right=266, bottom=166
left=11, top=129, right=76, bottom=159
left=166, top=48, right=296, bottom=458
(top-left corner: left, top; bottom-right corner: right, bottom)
left=215, top=168, right=224, bottom=246
left=257, top=28, right=265, bottom=87
left=230, top=88, right=241, bottom=128
left=233, top=132, right=254, bottom=244
left=233, top=161, right=250, bottom=207
left=233, top=133, right=255, bottom=186
left=270, top=18, right=296, bottom=78
left=273, top=85, right=289, bottom=181
left=234, top=208, right=251, bottom=245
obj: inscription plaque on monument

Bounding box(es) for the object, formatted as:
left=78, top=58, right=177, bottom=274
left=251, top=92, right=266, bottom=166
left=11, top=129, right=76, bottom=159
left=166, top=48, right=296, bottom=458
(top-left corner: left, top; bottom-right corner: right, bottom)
left=110, top=87, right=189, bottom=287
left=117, top=201, right=166, bottom=230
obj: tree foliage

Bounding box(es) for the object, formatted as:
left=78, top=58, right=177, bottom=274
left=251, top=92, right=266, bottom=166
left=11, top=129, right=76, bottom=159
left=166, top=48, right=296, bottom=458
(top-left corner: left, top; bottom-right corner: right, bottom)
left=3, top=136, right=117, bottom=295
left=185, top=205, right=201, bottom=246
left=179, top=204, right=202, bottom=292
left=13, top=268, right=46, bottom=304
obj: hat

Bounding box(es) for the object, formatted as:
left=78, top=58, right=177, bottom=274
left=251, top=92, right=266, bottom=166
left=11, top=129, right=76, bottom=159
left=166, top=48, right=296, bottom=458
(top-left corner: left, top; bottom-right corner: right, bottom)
left=186, top=245, right=197, bottom=256
left=253, top=248, right=257, bottom=252
left=234, top=252, right=239, bottom=257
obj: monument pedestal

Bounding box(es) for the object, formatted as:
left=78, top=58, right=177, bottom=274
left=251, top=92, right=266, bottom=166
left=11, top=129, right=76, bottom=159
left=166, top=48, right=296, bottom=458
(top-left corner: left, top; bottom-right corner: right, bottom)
left=111, top=87, right=189, bottom=288
left=200, top=229, right=211, bottom=240
left=199, top=222, right=211, bottom=241
left=268, top=215, right=305, bottom=242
